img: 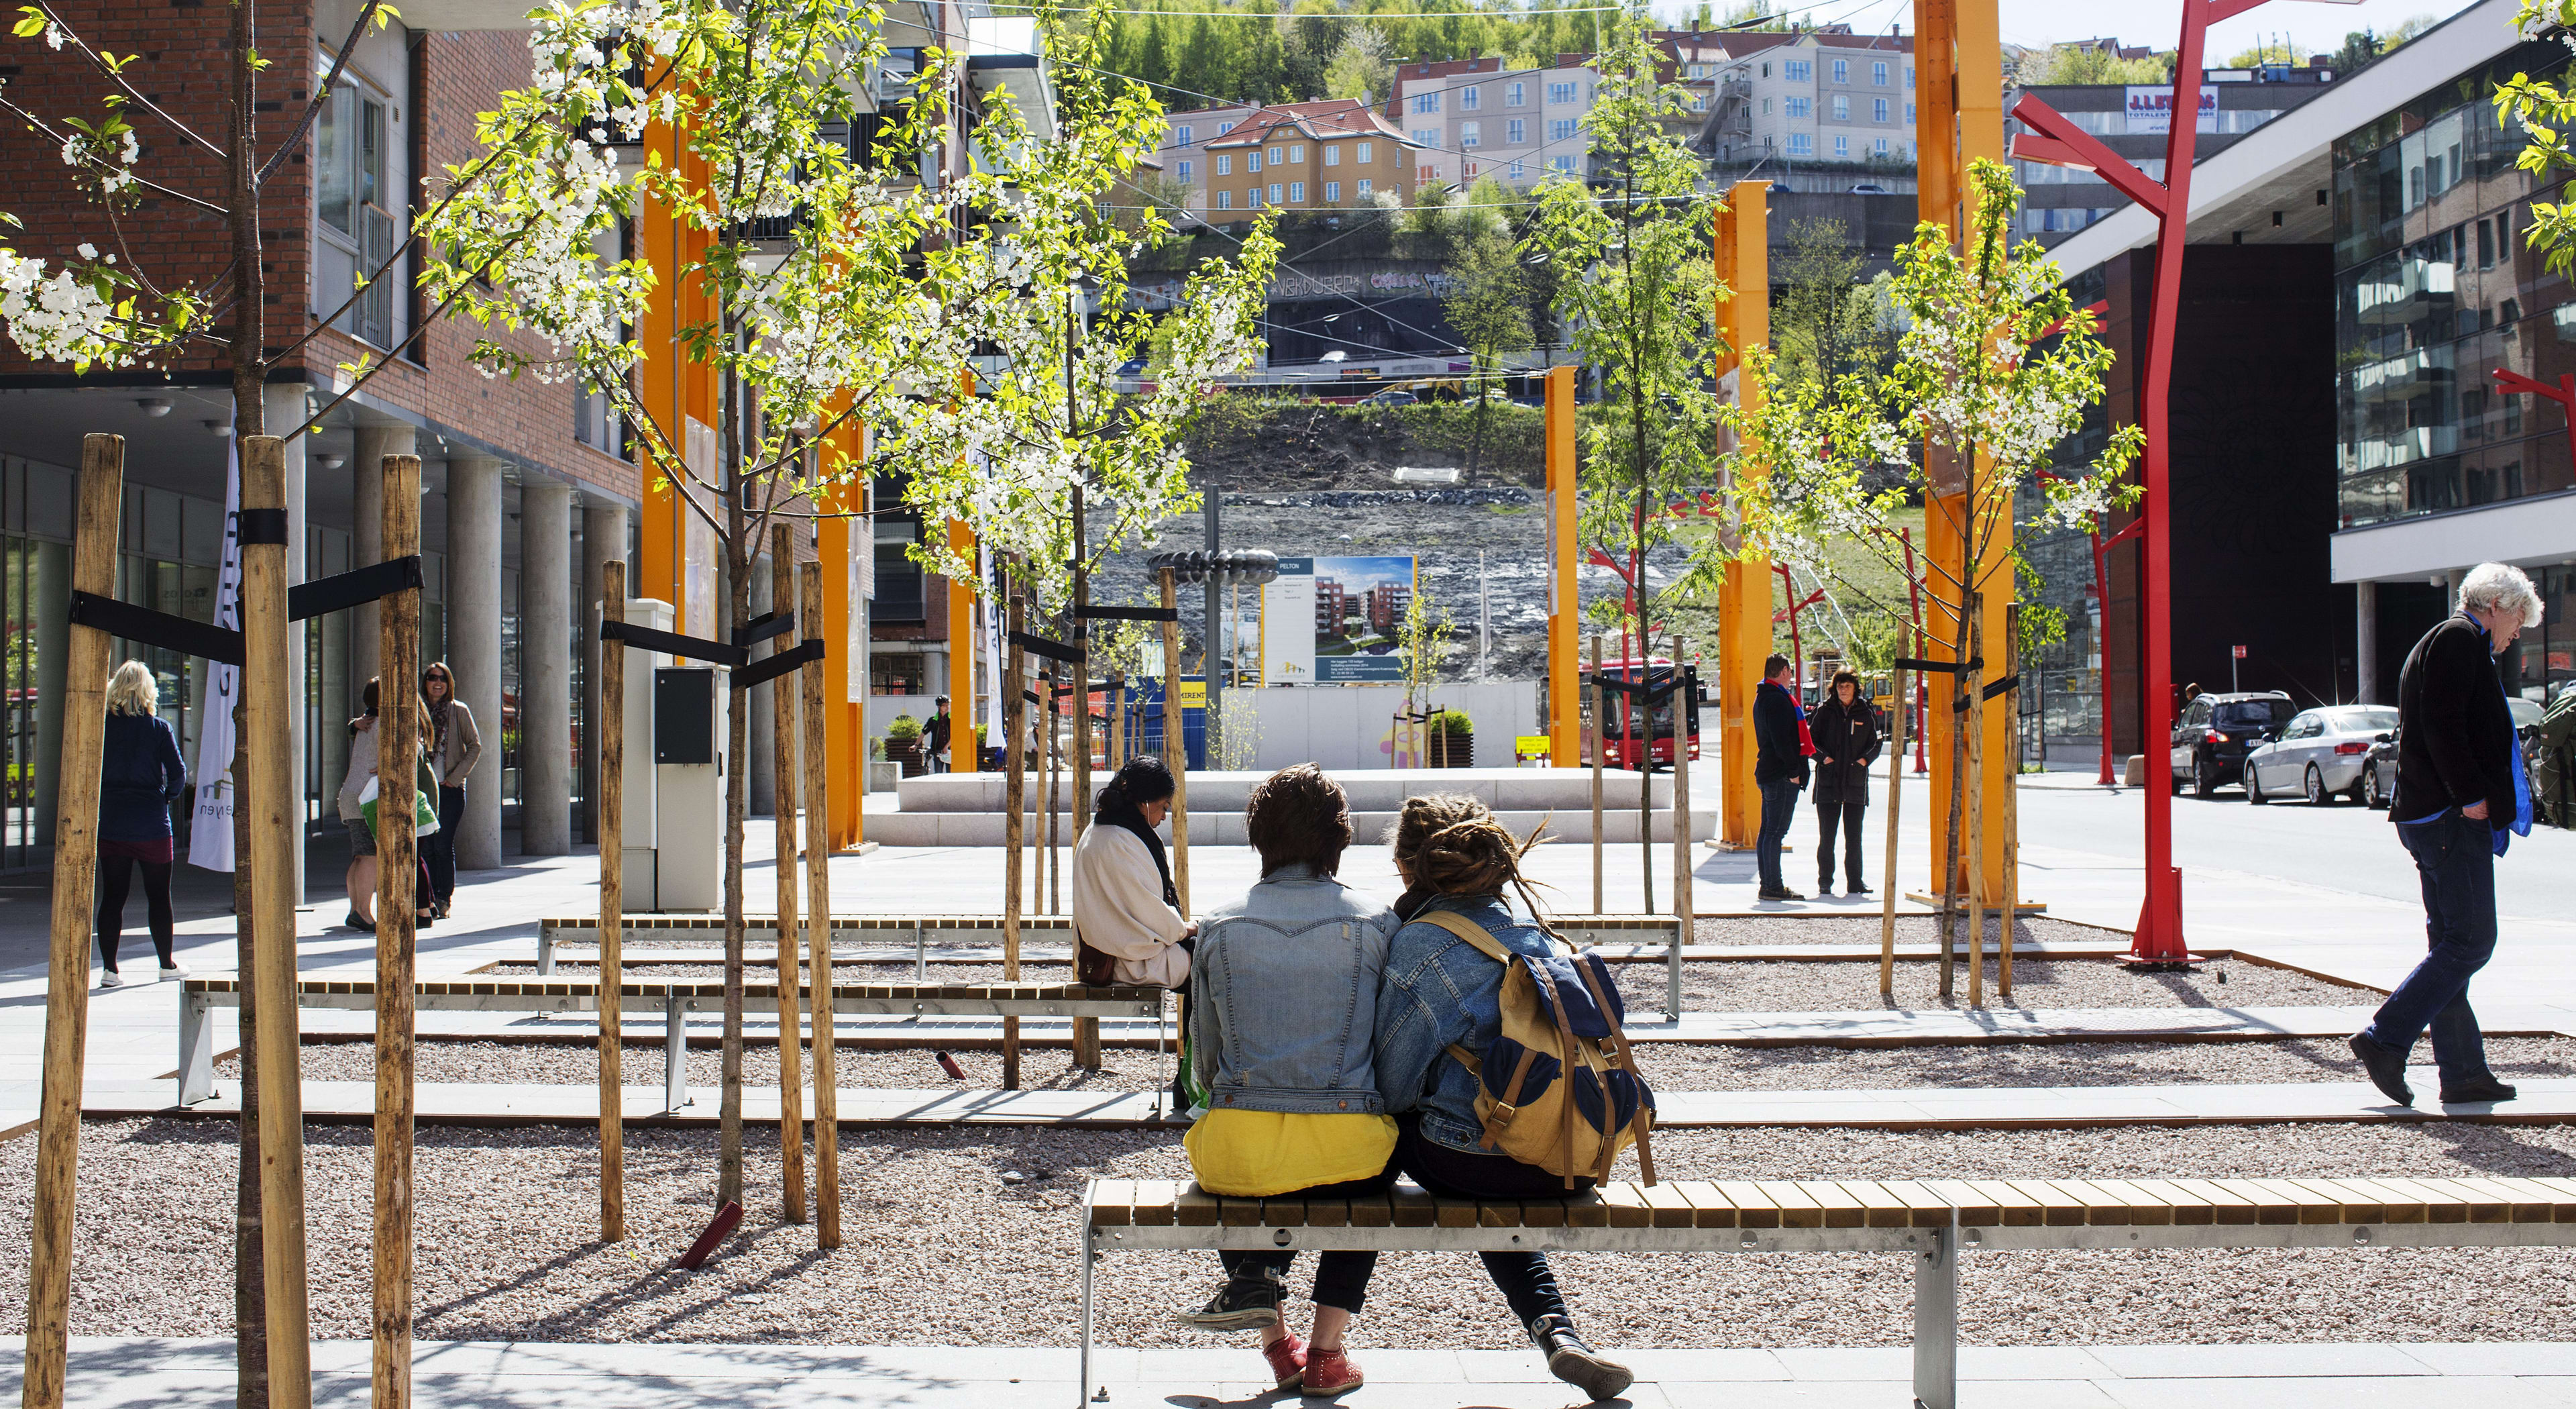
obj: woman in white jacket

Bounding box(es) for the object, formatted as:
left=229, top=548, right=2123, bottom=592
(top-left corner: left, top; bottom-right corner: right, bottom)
left=1071, top=755, right=1195, bottom=988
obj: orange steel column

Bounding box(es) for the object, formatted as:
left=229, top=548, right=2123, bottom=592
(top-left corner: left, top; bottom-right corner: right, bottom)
left=947, top=519, right=976, bottom=764
left=1713, top=182, right=1771, bottom=850
left=1545, top=365, right=1578, bottom=766
left=1917, top=0, right=2012, bottom=896
left=638, top=93, right=718, bottom=623
left=819, top=418, right=867, bottom=849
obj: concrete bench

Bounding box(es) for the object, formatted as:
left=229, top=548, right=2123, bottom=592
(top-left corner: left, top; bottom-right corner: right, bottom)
left=177, top=977, right=1165, bottom=1114
left=535, top=913, right=1686, bottom=978
left=1079, top=1173, right=2576, bottom=1409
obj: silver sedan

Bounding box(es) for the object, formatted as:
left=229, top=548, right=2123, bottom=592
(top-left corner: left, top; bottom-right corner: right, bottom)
left=2244, top=705, right=2401, bottom=806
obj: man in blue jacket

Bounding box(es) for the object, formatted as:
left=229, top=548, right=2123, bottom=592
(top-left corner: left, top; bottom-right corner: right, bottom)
left=2349, top=562, right=2542, bottom=1108
left=1752, top=653, right=1810, bottom=900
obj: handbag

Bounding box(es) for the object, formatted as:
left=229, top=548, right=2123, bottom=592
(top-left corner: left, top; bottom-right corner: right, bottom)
left=359, top=770, right=440, bottom=839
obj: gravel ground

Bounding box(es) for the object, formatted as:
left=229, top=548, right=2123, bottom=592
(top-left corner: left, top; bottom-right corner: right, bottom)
left=1607, top=955, right=2369, bottom=1014
left=17, top=1119, right=2576, bottom=1349
left=217, top=1037, right=2576, bottom=1095
left=1692, top=915, right=2115, bottom=947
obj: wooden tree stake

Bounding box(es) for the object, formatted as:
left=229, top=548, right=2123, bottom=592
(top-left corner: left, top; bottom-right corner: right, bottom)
left=241, top=434, right=315, bottom=1408
left=1667, top=643, right=1691, bottom=1021
left=1879, top=666, right=1909, bottom=1000
left=1965, top=589, right=1987, bottom=1009
left=20, top=433, right=122, bottom=1409
left=1161, top=567, right=1189, bottom=911
left=372, top=452, right=422, bottom=1409
left=2000, top=604, right=2021, bottom=998
left=597, top=563, right=627, bottom=1242
left=797, top=561, right=842, bottom=1248
left=767, top=527, right=808, bottom=1224
left=1003, top=592, right=1027, bottom=1091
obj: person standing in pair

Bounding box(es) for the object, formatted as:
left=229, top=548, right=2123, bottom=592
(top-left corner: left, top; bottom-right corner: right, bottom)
left=2349, top=562, right=2543, bottom=1108
left=95, top=662, right=188, bottom=986
left=419, top=662, right=480, bottom=919
left=1752, top=653, right=1811, bottom=901
left=1810, top=670, right=1881, bottom=898
left=1172, top=764, right=1399, bottom=1398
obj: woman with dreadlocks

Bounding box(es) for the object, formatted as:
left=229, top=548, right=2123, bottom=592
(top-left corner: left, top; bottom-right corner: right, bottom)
left=1371, top=794, right=1635, bottom=1402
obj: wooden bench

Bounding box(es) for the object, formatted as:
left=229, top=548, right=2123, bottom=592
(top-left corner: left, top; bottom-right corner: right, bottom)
left=177, top=977, right=1165, bottom=1114
left=1079, top=1174, right=2576, bottom=1409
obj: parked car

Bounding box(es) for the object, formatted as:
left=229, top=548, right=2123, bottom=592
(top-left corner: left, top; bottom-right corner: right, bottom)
left=1360, top=388, right=1418, bottom=407
left=2242, top=704, right=2399, bottom=806
left=2170, top=690, right=2296, bottom=796
left=1849, top=182, right=1891, bottom=194
left=2360, top=694, right=2547, bottom=809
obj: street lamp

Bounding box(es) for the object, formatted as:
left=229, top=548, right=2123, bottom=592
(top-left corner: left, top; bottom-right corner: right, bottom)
left=2007, top=0, right=2358, bottom=965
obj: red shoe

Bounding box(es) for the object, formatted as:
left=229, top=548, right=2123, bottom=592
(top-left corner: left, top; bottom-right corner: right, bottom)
left=1260, top=1333, right=1307, bottom=1390
left=1301, top=1345, right=1364, bottom=1396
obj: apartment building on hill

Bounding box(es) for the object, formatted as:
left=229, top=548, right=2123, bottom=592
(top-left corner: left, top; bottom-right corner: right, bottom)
left=1159, top=99, right=1419, bottom=217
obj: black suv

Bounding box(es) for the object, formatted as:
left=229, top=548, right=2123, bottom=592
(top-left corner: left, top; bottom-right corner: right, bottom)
left=2170, top=691, right=2296, bottom=797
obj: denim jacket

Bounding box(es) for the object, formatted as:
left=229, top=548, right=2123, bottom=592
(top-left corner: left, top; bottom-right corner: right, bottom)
left=1372, top=892, right=1550, bottom=1153
left=1189, top=863, right=1400, bottom=1114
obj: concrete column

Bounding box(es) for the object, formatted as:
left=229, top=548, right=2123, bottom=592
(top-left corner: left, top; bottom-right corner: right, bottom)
left=2446, top=566, right=2465, bottom=611
left=521, top=480, right=574, bottom=855
left=448, top=454, right=506, bottom=870
left=351, top=425, right=415, bottom=698
left=747, top=554, right=775, bottom=817
left=2355, top=580, right=2379, bottom=704
left=582, top=499, right=628, bottom=843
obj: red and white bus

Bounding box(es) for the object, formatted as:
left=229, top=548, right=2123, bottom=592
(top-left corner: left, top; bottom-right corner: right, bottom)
left=1584, top=658, right=1702, bottom=770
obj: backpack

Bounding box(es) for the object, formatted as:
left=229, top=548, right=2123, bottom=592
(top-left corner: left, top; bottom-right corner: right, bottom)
left=1415, top=910, right=1658, bottom=1190
left=2538, top=689, right=2576, bottom=827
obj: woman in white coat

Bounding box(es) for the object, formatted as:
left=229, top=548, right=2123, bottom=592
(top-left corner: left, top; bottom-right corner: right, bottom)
left=1071, top=755, right=1195, bottom=988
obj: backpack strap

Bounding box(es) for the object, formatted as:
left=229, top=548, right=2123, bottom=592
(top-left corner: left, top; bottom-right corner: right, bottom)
left=1415, top=908, right=1513, bottom=963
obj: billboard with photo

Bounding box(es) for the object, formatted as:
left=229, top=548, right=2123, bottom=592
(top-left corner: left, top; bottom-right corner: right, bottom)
left=1263, top=555, right=1415, bottom=684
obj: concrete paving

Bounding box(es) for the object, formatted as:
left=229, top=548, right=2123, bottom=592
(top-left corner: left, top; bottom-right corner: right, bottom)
left=12, top=1337, right=2576, bottom=1408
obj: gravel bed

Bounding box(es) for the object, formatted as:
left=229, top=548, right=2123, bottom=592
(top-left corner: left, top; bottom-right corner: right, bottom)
left=217, top=1037, right=2576, bottom=1095
left=17, top=1119, right=2576, bottom=1349
left=1610, top=955, right=2370, bottom=1014
left=1693, top=915, right=2114, bottom=947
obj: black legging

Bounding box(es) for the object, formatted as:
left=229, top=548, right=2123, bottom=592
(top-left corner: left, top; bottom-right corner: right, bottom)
left=97, top=854, right=175, bottom=973
left=1217, top=1164, right=1399, bottom=1313
left=421, top=784, right=465, bottom=910
left=1395, top=1114, right=1583, bottom=1328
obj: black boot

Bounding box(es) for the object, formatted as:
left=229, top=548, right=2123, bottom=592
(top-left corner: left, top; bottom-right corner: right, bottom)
left=2347, top=1032, right=2414, bottom=1106
left=1527, top=1313, right=1631, bottom=1402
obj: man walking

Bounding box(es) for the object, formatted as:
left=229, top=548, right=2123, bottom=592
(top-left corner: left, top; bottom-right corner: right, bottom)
left=2349, top=562, right=2542, bottom=1107
left=1752, top=654, right=1811, bottom=902
left=924, top=695, right=955, bottom=774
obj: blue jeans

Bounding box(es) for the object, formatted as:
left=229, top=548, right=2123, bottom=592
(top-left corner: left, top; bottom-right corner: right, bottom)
left=1756, top=778, right=1801, bottom=892
left=2363, top=808, right=2497, bottom=1088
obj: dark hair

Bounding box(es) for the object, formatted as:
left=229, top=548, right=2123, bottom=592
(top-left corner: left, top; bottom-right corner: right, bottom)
left=1763, top=654, right=1791, bottom=678
left=1831, top=669, right=1860, bottom=694
left=362, top=676, right=381, bottom=717
left=1098, top=755, right=1176, bottom=813
left=1245, top=763, right=1352, bottom=877
left=1388, top=793, right=1552, bottom=929
left=421, top=662, right=453, bottom=690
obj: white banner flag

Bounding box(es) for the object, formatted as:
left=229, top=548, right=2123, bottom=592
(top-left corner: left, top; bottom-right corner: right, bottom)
left=187, top=433, right=242, bottom=872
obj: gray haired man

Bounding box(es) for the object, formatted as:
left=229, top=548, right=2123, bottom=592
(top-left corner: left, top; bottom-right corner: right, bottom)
left=2349, top=562, right=2542, bottom=1108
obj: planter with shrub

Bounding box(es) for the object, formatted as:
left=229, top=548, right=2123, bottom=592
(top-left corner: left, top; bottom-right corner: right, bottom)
left=885, top=714, right=926, bottom=776
left=1428, top=709, right=1473, bottom=769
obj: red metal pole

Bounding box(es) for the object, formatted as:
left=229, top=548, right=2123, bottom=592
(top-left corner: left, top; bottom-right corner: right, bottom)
left=1776, top=564, right=1803, bottom=698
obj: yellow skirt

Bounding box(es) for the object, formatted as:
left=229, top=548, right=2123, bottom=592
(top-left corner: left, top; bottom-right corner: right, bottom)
left=1183, top=1108, right=1399, bottom=1198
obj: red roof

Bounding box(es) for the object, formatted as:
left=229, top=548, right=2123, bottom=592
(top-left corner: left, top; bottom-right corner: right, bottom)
left=1203, top=98, right=1411, bottom=149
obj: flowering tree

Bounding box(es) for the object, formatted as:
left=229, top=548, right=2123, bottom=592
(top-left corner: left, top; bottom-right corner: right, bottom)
left=1725, top=159, right=2140, bottom=948
left=2497, top=0, right=2576, bottom=271
left=1522, top=3, right=1724, bottom=906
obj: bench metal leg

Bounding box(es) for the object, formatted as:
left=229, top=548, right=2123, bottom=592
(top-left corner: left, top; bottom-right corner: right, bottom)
left=1078, top=1228, right=1097, bottom=1407
left=663, top=985, right=688, bottom=1112
left=538, top=926, right=556, bottom=976
left=1913, top=1217, right=1957, bottom=1409
left=176, top=990, right=216, bottom=1106
left=1155, top=989, right=1170, bottom=1123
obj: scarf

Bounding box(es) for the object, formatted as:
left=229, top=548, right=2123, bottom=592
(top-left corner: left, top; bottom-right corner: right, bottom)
left=427, top=692, right=453, bottom=758
left=1768, top=680, right=1816, bottom=757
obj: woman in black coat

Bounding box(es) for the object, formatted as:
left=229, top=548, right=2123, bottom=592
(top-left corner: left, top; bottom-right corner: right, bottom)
left=1809, top=670, right=1882, bottom=896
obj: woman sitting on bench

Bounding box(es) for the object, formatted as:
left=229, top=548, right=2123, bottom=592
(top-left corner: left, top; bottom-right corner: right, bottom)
left=1171, top=764, right=1402, bottom=1398
left=1068, top=755, right=1194, bottom=988
left=1373, top=794, right=1635, bottom=1402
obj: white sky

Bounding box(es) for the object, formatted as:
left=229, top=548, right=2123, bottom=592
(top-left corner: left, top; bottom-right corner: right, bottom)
left=1650, top=0, right=2484, bottom=67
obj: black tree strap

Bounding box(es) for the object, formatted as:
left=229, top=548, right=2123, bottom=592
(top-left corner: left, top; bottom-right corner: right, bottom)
left=1074, top=605, right=1180, bottom=623
left=735, top=638, right=824, bottom=691
left=236, top=509, right=289, bottom=545
left=1982, top=674, right=2020, bottom=703
left=1594, top=675, right=1680, bottom=703
left=1010, top=629, right=1085, bottom=665
left=600, top=619, right=750, bottom=668
left=288, top=556, right=424, bottom=622
left=734, top=611, right=795, bottom=648
left=1894, top=657, right=1978, bottom=675
left=70, top=591, right=243, bottom=666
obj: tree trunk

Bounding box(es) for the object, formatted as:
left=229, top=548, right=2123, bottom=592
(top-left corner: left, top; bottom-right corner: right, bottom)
left=233, top=725, right=265, bottom=1409
left=717, top=345, right=747, bottom=1212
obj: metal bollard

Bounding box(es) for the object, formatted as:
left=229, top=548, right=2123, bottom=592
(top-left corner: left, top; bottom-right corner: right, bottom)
left=663, top=984, right=688, bottom=1112
left=1911, top=1214, right=1957, bottom=1409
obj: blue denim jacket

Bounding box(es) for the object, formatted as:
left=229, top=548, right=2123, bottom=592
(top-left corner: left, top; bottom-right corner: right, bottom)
left=1189, top=863, right=1400, bottom=1114
left=1372, top=893, right=1548, bottom=1153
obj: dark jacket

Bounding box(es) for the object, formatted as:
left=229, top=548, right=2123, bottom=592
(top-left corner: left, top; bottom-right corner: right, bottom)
left=101, top=711, right=187, bottom=843
left=1809, top=693, right=1882, bottom=805
left=1753, top=679, right=1809, bottom=787
left=2389, top=613, right=2518, bottom=831
left=924, top=711, right=953, bottom=755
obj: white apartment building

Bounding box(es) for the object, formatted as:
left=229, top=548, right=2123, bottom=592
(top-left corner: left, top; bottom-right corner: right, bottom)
left=1385, top=56, right=1603, bottom=192
left=1699, top=30, right=1919, bottom=175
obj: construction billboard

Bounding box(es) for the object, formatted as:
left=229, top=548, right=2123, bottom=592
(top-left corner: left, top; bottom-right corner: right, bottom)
left=1262, top=555, right=1415, bottom=684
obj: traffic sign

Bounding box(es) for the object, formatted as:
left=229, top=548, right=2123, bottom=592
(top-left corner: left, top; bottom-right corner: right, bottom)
left=2231, top=645, right=2247, bottom=660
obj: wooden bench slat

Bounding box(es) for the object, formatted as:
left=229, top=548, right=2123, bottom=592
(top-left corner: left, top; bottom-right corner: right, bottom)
left=1799, top=1180, right=1870, bottom=1230
left=1131, top=1180, right=1179, bottom=1227
left=1475, top=1201, right=1520, bottom=1229
left=1672, top=1182, right=1738, bottom=1230
left=1519, top=1198, right=1569, bottom=1229
left=1964, top=1180, right=2045, bottom=1227
left=1764, top=1182, right=1827, bottom=1230
left=2088, top=1178, right=2177, bottom=1227
left=1564, top=1192, right=1611, bottom=1229
left=2352, top=1176, right=2468, bottom=1224
left=2484, top=1176, right=2576, bottom=1222
left=1220, top=1196, right=1263, bottom=1228
left=1597, top=1183, right=1653, bottom=1229
left=1090, top=1179, right=1136, bottom=1227
left=1919, top=1181, right=2000, bottom=1229
left=2327, top=1177, right=2424, bottom=1224
left=1389, top=1185, right=1438, bottom=1229
left=1348, top=1194, right=1393, bottom=1229
left=1434, top=1197, right=1481, bottom=1229
left=2406, top=1177, right=2508, bottom=1222
left=1305, top=1198, right=1350, bottom=1229
left=2004, top=1180, right=2089, bottom=1227
left=2045, top=1180, right=2135, bottom=1227
left=1711, top=1181, right=1780, bottom=1230
left=2198, top=1179, right=2297, bottom=1225
left=1642, top=1182, right=1695, bottom=1229
left=1876, top=1180, right=1958, bottom=1230
left=2525, top=1177, right=2576, bottom=1221
left=1175, top=1184, right=1221, bottom=1228
left=1264, top=1198, right=1308, bottom=1229
left=2286, top=1178, right=2380, bottom=1222
left=2163, top=1178, right=2259, bottom=1225
left=2120, top=1178, right=2216, bottom=1227
left=2245, top=1178, right=2343, bottom=1225
left=2449, top=1176, right=2558, bottom=1222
